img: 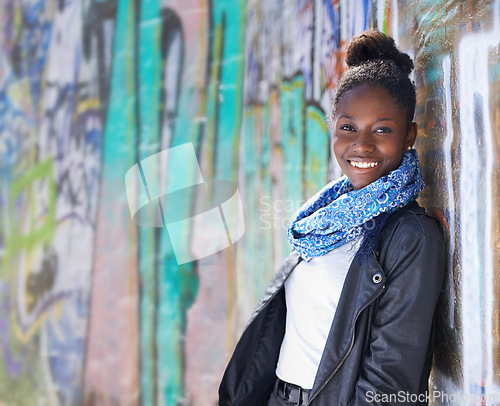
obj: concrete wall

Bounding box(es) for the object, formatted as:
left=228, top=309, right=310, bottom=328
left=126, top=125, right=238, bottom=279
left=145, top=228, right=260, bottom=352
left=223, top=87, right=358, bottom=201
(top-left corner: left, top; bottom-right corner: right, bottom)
left=0, top=0, right=499, bottom=405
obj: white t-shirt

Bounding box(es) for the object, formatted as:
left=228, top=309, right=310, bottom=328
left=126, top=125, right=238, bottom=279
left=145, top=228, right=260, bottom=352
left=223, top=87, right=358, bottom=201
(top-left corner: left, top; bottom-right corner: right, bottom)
left=275, top=237, right=362, bottom=389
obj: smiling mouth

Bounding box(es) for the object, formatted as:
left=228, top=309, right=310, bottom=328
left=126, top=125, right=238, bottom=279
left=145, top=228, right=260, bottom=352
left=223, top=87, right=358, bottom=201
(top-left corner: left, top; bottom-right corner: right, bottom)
left=348, top=160, right=379, bottom=169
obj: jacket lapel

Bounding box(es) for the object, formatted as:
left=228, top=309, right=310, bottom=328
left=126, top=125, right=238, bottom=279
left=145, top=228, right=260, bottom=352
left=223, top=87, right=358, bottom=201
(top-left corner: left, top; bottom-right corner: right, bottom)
left=310, top=252, right=387, bottom=397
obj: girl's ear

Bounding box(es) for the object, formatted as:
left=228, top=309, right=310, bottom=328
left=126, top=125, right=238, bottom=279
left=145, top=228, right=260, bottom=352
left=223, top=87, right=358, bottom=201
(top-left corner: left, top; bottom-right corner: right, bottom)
left=405, top=122, right=417, bottom=149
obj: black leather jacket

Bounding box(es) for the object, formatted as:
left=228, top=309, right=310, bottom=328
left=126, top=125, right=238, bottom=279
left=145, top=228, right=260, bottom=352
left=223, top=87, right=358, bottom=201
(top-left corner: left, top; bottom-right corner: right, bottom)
left=219, top=201, right=446, bottom=406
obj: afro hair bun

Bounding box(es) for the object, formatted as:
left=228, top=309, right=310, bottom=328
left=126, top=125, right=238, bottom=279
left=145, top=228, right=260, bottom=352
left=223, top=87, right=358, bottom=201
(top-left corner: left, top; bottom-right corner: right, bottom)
left=345, top=29, right=414, bottom=76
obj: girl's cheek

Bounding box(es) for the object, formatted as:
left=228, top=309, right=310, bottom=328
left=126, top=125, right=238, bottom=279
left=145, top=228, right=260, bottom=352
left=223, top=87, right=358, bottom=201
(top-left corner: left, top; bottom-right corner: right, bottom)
left=332, top=136, right=346, bottom=152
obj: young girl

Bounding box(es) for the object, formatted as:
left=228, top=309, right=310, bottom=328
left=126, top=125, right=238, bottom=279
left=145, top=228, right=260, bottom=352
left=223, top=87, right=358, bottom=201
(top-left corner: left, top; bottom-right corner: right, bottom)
left=218, top=29, right=446, bottom=406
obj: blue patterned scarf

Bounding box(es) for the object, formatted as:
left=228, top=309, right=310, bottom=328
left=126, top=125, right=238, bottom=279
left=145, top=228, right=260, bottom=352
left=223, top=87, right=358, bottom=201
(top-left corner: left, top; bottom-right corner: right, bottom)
left=287, top=149, right=425, bottom=261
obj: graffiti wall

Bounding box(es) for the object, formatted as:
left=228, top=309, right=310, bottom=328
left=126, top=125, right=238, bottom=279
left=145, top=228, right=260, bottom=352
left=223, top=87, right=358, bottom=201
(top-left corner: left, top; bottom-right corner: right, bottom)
left=0, top=0, right=499, bottom=405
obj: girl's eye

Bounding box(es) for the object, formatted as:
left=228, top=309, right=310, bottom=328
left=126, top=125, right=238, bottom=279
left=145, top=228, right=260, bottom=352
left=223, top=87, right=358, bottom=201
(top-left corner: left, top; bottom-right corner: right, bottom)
left=375, top=127, right=392, bottom=133
left=339, top=124, right=356, bottom=132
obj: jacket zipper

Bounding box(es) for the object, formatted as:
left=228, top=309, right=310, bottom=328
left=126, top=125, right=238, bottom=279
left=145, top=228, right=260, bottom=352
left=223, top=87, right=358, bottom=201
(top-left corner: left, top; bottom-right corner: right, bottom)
left=307, top=284, right=386, bottom=405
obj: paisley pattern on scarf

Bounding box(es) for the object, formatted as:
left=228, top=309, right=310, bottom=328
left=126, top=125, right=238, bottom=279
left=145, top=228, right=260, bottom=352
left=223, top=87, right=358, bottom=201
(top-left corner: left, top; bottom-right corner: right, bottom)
left=287, top=149, right=425, bottom=261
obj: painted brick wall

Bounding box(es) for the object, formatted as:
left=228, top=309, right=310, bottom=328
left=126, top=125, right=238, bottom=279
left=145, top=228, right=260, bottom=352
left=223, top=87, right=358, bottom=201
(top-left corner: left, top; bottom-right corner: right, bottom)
left=0, top=0, right=499, bottom=405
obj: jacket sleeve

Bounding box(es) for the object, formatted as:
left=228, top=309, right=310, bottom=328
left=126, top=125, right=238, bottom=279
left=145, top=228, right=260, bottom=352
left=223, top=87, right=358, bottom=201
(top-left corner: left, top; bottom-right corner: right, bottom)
left=351, top=231, right=446, bottom=406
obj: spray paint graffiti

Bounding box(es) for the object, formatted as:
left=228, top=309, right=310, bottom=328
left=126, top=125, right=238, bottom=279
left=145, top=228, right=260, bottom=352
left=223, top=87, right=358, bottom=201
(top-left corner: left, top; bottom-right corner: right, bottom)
left=1, top=0, right=105, bottom=403
left=1, top=0, right=500, bottom=405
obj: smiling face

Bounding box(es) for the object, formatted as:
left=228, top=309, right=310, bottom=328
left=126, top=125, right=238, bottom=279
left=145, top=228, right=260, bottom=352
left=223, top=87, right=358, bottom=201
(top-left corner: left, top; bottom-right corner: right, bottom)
left=332, top=84, right=417, bottom=190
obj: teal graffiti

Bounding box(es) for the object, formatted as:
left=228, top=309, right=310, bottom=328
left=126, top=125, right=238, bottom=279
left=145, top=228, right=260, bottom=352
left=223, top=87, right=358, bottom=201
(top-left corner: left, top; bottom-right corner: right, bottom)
left=99, top=0, right=247, bottom=404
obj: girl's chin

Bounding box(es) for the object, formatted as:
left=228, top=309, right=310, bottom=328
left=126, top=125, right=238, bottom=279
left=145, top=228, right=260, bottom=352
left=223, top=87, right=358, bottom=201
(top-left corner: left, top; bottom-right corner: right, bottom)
left=348, top=175, right=380, bottom=190
left=345, top=166, right=394, bottom=190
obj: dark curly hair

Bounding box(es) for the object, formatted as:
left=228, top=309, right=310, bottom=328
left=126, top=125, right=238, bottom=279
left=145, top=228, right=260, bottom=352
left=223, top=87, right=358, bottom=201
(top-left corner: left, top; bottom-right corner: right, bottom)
left=332, top=29, right=416, bottom=126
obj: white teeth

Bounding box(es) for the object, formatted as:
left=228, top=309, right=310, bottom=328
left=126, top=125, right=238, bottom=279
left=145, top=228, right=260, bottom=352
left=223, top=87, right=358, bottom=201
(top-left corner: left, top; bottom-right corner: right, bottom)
left=349, top=161, right=378, bottom=169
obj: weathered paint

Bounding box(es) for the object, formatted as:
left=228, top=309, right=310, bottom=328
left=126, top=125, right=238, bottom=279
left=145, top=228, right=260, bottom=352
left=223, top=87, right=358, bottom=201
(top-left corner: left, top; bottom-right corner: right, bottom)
left=84, top=0, right=140, bottom=404
left=1, top=0, right=500, bottom=405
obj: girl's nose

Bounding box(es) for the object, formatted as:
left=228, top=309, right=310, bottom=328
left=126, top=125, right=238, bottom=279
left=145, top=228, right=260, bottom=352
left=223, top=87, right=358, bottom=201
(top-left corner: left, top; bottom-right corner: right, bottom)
left=352, top=131, right=375, bottom=154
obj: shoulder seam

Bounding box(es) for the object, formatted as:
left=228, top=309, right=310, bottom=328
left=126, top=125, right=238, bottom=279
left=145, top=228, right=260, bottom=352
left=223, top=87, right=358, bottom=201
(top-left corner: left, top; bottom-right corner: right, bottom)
left=400, top=233, right=446, bottom=251
left=387, top=233, right=445, bottom=275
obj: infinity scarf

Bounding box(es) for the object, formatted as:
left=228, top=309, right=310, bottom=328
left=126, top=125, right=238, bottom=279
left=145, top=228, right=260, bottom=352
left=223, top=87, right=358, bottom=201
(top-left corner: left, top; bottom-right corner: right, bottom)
left=287, top=149, right=425, bottom=261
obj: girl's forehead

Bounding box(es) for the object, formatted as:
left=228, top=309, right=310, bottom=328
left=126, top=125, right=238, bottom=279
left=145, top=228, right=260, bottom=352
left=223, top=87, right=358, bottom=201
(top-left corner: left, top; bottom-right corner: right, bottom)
left=336, top=84, right=405, bottom=115
left=340, top=84, right=393, bottom=101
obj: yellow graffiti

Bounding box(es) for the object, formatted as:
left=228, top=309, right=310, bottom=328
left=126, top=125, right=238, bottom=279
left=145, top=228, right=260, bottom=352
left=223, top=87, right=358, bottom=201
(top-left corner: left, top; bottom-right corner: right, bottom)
left=2, top=159, right=56, bottom=344
left=74, top=98, right=101, bottom=117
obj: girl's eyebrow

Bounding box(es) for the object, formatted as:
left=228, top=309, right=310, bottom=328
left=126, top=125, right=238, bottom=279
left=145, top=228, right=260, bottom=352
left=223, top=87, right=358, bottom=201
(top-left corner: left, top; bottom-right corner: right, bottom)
left=338, top=115, right=395, bottom=122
